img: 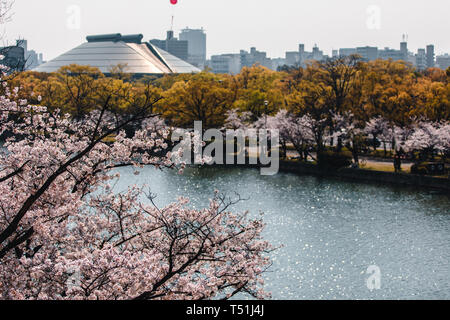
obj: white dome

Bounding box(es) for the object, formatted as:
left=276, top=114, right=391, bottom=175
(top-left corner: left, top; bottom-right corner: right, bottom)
left=34, top=34, right=201, bottom=75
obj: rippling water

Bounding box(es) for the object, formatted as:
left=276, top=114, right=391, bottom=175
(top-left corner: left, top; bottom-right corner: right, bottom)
left=114, top=166, right=450, bottom=300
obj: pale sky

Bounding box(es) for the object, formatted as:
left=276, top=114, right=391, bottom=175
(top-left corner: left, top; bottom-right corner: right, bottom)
left=3, top=0, right=449, bottom=61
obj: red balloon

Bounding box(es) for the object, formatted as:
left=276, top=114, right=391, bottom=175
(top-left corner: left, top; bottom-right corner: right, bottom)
left=170, top=0, right=178, bottom=4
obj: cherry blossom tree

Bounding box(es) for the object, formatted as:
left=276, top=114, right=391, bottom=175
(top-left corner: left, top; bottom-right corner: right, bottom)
left=405, top=121, right=450, bottom=163
left=389, top=124, right=415, bottom=172
left=437, top=123, right=450, bottom=163
left=0, top=72, right=272, bottom=299
left=278, top=112, right=315, bottom=161
left=332, top=112, right=366, bottom=166
left=222, top=109, right=252, bottom=131
left=268, top=110, right=292, bottom=159
left=365, top=117, right=390, bottom=153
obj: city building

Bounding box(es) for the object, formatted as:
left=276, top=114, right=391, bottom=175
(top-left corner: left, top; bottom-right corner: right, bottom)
left=415, top=49, right=427, bottom=70
left=279, top=39, right=448, bottom=71
left=150, top=31, right=189, bottom=62
left=312, top=45, right=324, bottom=61
left=356, top=46, right=378, bottom=61
left=16, top=39, right=44, bottom=70
left=337, top=41, right=423, bottom=67
left=271, top=58, right=287, bottom=71
left=0, top=46, right=26, bottom=72
left=400, top=41, right=408, bottom=59
left=211, top=54, right=241, bottom=74
left=285, top=51, right=300, bottom=66
left=436, top=54, right=450, bottom=70
left=34, top=33, right=200, bottom=75
left=426, top=45, right=435, bottom=68
left=210, top=47, right=287, bottom=74
left=240, top=47, right=273, bottom=69
left=283, top=44, right=328, bottom=68
left=339, top=48, right=357, bottom=57
left=179, top=27, right=207, bottom=69
left=378, top=47, right=406, bottom=61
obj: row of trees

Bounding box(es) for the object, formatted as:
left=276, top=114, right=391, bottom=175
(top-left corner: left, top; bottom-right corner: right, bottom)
left=6, top=57, right=449, bottom=170
left=226, top=109, right=449, bottom=171
left=7, top=58, right=450, bottom=128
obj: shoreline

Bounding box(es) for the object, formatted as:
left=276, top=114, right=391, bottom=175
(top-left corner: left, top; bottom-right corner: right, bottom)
left=205, top=159, right=450, bottom=192
left=278, top=160, right=450, bottom=192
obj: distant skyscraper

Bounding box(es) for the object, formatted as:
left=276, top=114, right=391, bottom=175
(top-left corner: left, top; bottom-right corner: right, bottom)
left=150, top=31, right=189, bottom=62
left=15, top=39, right=44, bottom=70
left=426, top=45, right=435, bottom=68
left=16, top=39, right=28, bottom=52
left=436, top=54, right=450, bottom=70
left=400, top=41, right=408, bottom=61
left=312, top=45, right=323, bottom=61
left=0, top=45, right=25, bottom=72
left=179, top=28, right=207, bottom=69
left=298, top=44, right=305, bottom=55
left=285, top=51, right=300, bottom=66
left=416, top=49, right=427, bottom=70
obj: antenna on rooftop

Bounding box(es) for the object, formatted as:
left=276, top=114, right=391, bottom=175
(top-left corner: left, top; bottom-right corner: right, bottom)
left=170, top=0, right=178, bottom=31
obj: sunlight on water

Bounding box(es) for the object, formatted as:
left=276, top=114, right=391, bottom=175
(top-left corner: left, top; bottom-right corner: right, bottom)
left=114, top=166, right=450, bottom=300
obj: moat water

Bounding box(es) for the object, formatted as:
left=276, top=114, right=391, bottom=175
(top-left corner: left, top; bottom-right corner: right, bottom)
left=115, top=166, right=450, bottom=300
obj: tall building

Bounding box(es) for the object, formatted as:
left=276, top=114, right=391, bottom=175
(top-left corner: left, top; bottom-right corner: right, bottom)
left=179, top=28, right=207, bottom=69
left=436, top=54, right=450, bottom=70
left=400, top=42, right=408, bottom=61
left=415, top=49, right=427, bottom=70
left=298, top=44, right=305, bottom=56
left=16, top=39, right=44, bottom=70
left=17, top=39, right=27, bottom=52
left=285, top=51, right=300, bottom=66
left=426, top=45, right=435, bottom=68
left=0, top=46, right=26, bottom=72
left=312, top=45, right=324, bottom=61
left=150, top=31, right=189, bottom=62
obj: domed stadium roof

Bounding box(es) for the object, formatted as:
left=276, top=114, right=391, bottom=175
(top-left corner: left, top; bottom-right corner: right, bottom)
left=33, top=33, right=201, bottom=75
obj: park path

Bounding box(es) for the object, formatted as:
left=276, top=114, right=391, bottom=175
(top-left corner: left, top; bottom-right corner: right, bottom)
left=245, top=145, right=413, bottom=172
left=285, top=150, right=413, bottom=172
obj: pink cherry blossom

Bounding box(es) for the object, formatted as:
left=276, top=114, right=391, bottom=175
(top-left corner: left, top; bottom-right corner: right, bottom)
left=0, top=68, right=272, bottom=300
